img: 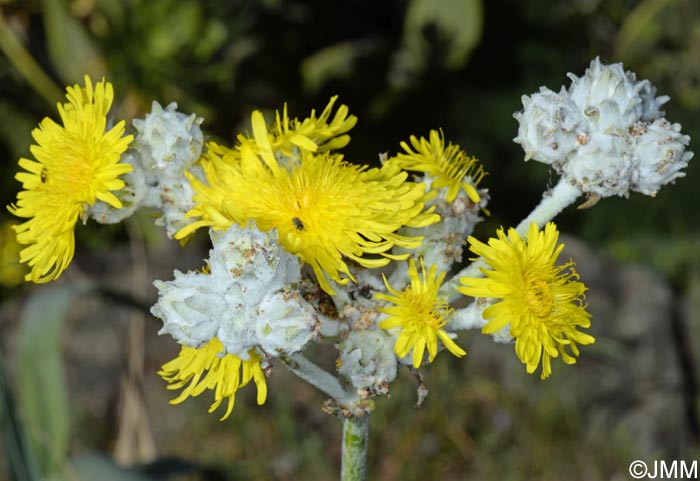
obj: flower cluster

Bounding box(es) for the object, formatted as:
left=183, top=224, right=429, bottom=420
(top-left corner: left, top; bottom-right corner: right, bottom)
left=176, top=101, right=439, bottom=294
left=514, top=57, right=692, bottom=198
left=152, top=223, right=318, bottom=418
left=16, top=58, right=691, bottom=423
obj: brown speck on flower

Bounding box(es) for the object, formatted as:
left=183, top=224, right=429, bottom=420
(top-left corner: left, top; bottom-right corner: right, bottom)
left=628, top=122, right=648, bottom=137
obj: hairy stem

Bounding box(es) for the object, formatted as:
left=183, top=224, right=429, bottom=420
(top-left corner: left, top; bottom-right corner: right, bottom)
left=281, top=353, right=358, bottom=407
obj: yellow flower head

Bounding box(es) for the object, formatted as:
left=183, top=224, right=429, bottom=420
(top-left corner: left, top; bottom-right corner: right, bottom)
left=8, top=76, right=133, bottom=283
left=177, top=107, right=439, bottom=294
left=249, top=95, right=358, bottom=156
left=392, top=129, right=486, bottom=203
left=159, top=337, right=267, bottom=421
left=376, top=258, right=466, bottom=368
left=458, top=222, right=595, bottom=379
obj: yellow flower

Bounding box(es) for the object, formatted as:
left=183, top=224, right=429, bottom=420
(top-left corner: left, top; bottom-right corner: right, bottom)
left=376, top=258, right=466, bottom=368
left=177, top=108, right=438, bottom=294
left=8, top=76, right=133, bottom=283
left=0, top=221, right=27, bottom=287
left=263, top=95, right=357, bottom=155
left=159, top=337, right=267, bottom=421
left=458, top=222, right=594, bottom=379
left=392, top=129, right=486, bottom=203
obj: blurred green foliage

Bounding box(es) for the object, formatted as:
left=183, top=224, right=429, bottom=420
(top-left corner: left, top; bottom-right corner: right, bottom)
left=0, top=0, right=699, bottom=480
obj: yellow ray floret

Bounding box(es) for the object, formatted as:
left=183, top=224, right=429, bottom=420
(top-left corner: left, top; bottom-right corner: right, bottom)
left=458, top=222, right=594, bottom=379
left=8, top=76, right=133, bottom=283
left=392, top=129, right=486, bottom=203
left=159, top=337, right=267, bottom=421
left=376, top=258, right=466, bottom=368
left=177, top=109, right=439, bottom=294
left=236, top=95, right=357, bottom=158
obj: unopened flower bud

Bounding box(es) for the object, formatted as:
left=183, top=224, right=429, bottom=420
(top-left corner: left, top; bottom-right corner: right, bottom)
left=338, top=329, right=397, bottom=390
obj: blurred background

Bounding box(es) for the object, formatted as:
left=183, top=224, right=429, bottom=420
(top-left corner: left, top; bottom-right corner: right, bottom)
left=0, top=0, right=699, bottom=480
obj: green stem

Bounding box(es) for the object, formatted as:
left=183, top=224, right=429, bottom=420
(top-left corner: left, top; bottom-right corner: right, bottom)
left=0, top=11, right=63, bottom=106
left=341, top=414, right=369, bottom=481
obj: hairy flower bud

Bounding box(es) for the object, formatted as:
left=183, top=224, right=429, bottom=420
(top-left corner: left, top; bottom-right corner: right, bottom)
left=132, top=101, right=204, bottom=176
left=153, top=223, right=318, bottom=359
left=514, top=57, right=692, bottom=198
left=338, top=329, right=397, bottom=390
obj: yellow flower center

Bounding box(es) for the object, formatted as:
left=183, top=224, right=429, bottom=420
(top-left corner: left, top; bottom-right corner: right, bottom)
left=66, top=150, right=91, bottom=187
left=405, top=290, right=443, bottom=328
left=524, top=277, right=553, bottom=318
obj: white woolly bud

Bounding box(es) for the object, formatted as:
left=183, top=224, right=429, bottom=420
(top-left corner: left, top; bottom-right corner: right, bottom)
left=87, top=152, right=147, bottom=224
left=513, top=86, right=587, bottom=165
left=152, top=271, right=222, bottom=348
left=514, top=57, right=693, bottom=198
left=338, top=329, right=397, bottom=389
left=560, top=132, right=633, bottom=198
left=128, top=102, right=205, bottom=237
left=152, top=223, right=313, bottom=359
left=567, top=58, right=646, bottom=128
left=209, top=222, right=300, bottom=300
left=629, top=119, right=693, bottom=196
left=152, top=168, right=199, bottom=236
left=132, top=101, right=204, bottom=176
left=255, top=289, right=319, bottom=356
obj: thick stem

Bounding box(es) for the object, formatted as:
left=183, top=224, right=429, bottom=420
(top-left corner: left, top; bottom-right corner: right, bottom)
left=341, top=414, right=369, bottom=481
left=441, top=178, right=581, bottom=302
left=513, top=178, right=581, bottom=235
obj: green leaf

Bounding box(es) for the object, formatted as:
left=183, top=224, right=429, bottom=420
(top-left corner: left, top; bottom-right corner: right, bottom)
left=301, top=41, right=374, bottom=94
left=614, top=0, right=675, bottom=62
left=42, top=0, right=103, bottom=83
left=17, top=286, right=78, bottom=478
left=399, top=0, right=483, bottom=75
left=0, top=99, right=36, bottom=159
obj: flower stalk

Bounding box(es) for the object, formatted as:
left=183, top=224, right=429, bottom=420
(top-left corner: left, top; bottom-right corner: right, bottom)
left=281, top=353, right=359, bottom=408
